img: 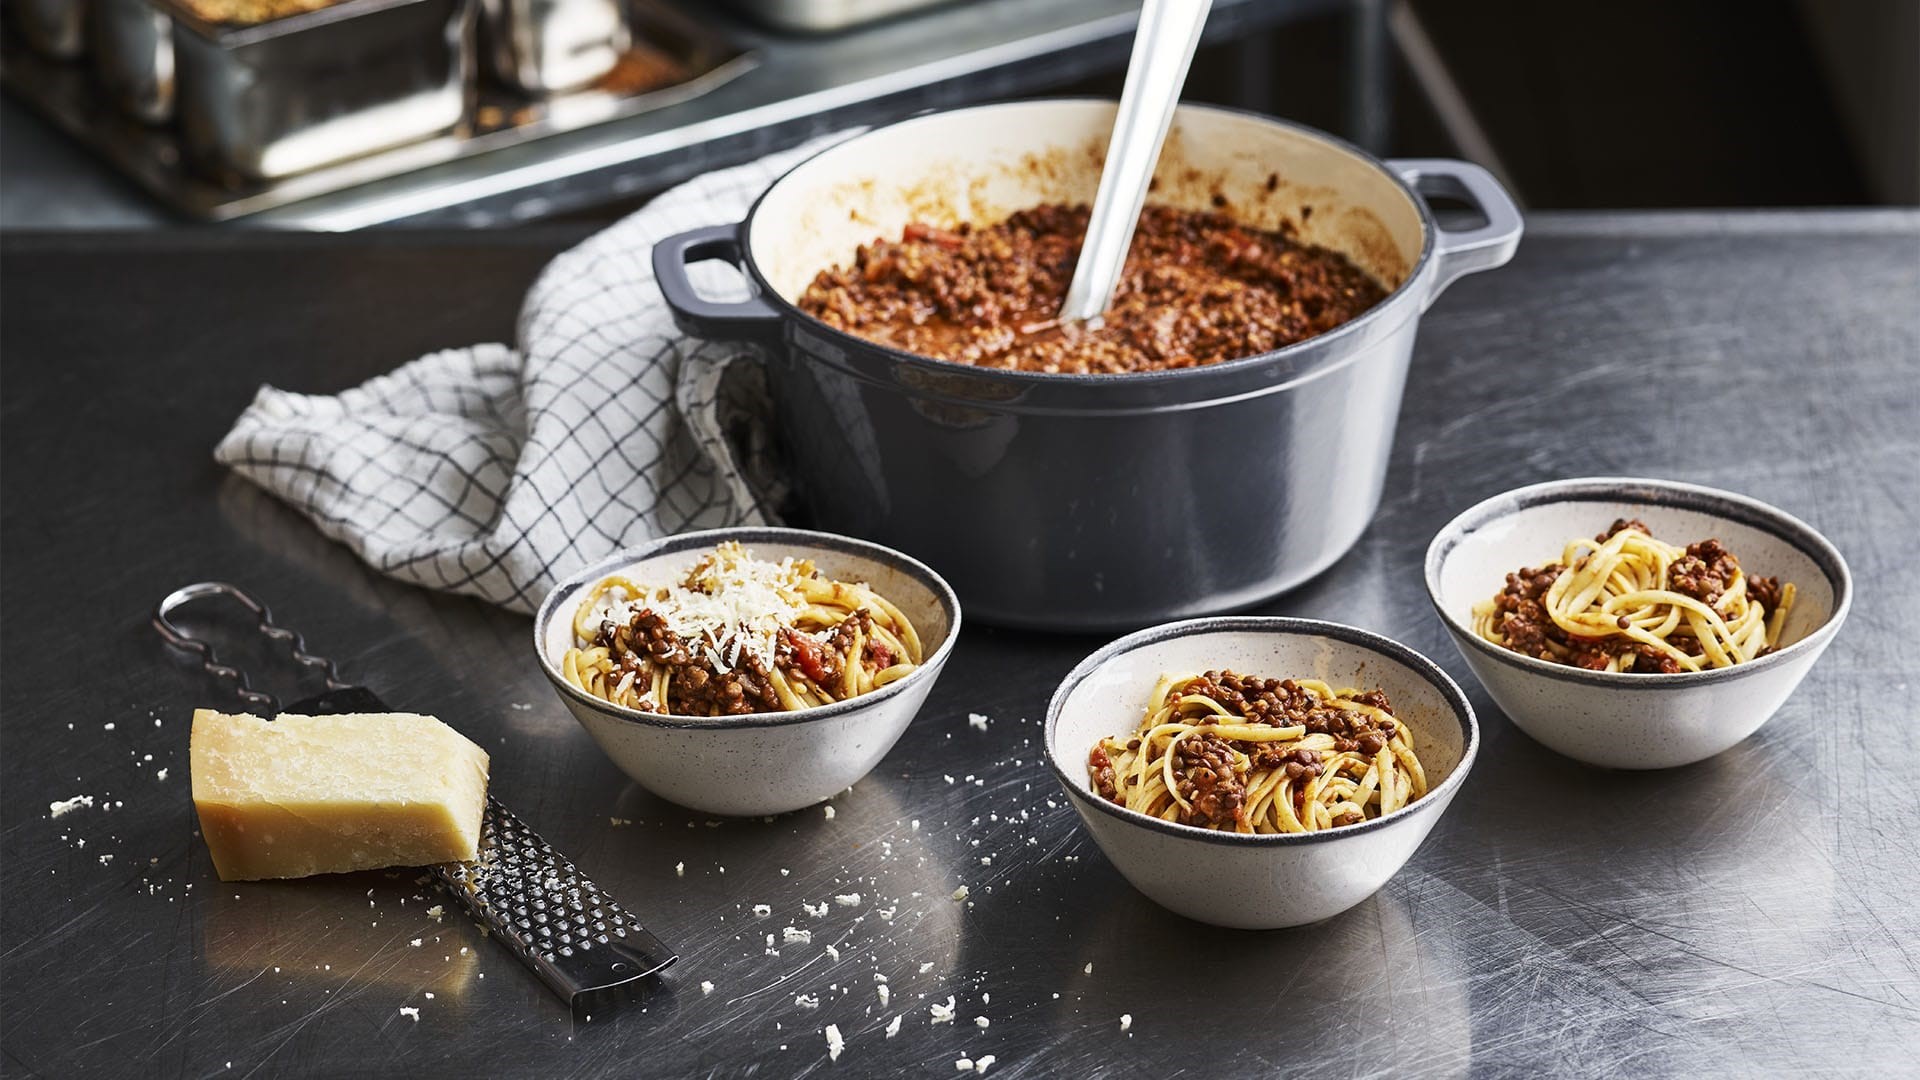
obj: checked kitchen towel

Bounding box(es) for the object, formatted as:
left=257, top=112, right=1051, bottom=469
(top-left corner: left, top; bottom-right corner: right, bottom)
left=215, top=137, right=851, bottom=613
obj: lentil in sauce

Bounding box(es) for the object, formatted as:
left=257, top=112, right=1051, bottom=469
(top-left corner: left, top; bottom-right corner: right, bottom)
left=797, top=203, right=1389, bottom=375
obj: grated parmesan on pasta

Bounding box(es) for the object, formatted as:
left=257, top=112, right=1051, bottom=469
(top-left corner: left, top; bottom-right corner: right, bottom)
left=584, top=544, right=813, bottom=670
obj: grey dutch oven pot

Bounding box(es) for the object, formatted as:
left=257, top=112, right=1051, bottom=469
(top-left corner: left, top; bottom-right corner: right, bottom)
left=654, top=101, right=1522, bottom=631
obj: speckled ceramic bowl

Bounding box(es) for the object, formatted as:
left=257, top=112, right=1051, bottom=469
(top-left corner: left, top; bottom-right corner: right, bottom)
left=1425, top=478, right=1851, bottom=769
left=1045, top=618, right=1479, bottom=930
left=535, top=528, right=961, bottom=816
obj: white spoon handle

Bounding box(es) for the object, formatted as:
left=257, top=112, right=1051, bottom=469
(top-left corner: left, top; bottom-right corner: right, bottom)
left=1058, top=0, right=1213, bottom=325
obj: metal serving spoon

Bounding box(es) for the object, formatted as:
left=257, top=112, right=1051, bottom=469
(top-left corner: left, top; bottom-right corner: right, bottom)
left=1057, top=0, right=1214, bottom=326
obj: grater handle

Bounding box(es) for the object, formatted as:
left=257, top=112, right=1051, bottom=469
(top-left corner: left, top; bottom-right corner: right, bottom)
left=153, top=582, right=352, bottom=713
left=432, top=796, right=678, bottom=1002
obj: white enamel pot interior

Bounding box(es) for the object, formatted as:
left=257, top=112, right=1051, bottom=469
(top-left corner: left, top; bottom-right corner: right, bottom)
left=747, top=100, right=1448, bottom=314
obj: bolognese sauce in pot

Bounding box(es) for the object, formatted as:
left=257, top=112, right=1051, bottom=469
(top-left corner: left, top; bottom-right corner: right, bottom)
left=797, top=203, right=1388, bottom=375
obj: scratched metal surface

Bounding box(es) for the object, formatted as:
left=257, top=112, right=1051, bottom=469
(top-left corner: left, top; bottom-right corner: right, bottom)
left=2, top=212, right=1917, bottom=1078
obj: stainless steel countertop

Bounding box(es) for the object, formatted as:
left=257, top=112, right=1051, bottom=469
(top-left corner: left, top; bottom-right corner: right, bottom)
left=2, top=210, right=1917, bottom=1077
left=0, top=0, right=1341, bottom=230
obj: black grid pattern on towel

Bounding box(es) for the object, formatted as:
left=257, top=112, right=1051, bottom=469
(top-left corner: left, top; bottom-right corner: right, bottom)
left=213, top=139, right=849, bottom=613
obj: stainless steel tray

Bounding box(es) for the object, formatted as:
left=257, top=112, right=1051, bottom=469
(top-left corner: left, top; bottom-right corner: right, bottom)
left=91, top=0, right=175, bottom=124
left=0, top=0, right=755, bottom=221
left=481, top=0, right=630, bottom=95
left=720, top=0, right=955, bottom=34
left=8, top=0, right=91, bottom=59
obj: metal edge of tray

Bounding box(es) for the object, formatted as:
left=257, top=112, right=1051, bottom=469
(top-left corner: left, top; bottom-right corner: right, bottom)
left=0, top=0, right=758, bottom=222
left=158, top=0, right=439, bottom=47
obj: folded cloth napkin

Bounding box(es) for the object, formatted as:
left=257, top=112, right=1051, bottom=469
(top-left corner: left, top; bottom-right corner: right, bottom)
left=216, top=136, right=852, bottom=613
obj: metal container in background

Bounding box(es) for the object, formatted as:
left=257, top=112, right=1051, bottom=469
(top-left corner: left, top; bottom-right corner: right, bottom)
left=478, top=0, right=627, bottom=95
left=92, top=0, right=174, bottom=123
left=167, top=0, right=476, bottom=181
left=11, top=0, right=90, bottom=58
left=719, top=0, right=952, bottom=33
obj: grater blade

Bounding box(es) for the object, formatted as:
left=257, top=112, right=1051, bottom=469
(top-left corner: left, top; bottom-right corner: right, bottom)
left=156, top=581, right=678, bottom=1007
left=432, top=797, right=678, bottom=1001
left=287, top=687, right=680, bottom=1004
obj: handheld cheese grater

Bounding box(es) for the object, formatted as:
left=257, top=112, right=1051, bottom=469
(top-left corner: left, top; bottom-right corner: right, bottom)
left=154, top=581, right=677, bottom=1007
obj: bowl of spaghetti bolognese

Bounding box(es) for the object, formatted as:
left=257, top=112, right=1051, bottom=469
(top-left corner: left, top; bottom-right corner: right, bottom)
left=1045, top=617, right=1479, bottom=929
left=534, top=527, right=961, bottom=815
left=1424, top=477, right=1851, bottom=769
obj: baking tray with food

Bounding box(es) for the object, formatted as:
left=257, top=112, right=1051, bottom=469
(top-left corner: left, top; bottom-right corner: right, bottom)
left=0, top=0, right=756, bottom=219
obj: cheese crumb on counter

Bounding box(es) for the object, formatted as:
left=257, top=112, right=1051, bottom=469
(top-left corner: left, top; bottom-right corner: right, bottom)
left=753, top=904, right=772, bottom=917
left=885, top=1015, right=902, bottom=1038
left=824, top=1024, right=844, bottom=1062
left=834, top=893, right=862, bottom=907
left=930, top=997, right=956, bottom=1024
left=976, top=1055, right=997, bottom=1074
left=783, top=926, right=812, bottom=944
left=974, top=1016, right=989, bottom=1029
left=951, top=886, right=969, bottom=901
left=824, top=805, right=836, bottom=820
left=1120, top=1014, right=1133, bottom=1032
left=968, top=713, right=990, bottom=731
left=189, top=710, right=488, bottom=881
left=49, top=795, right=94, bottom=818
left=399, top=1007, right=420, bottom=1022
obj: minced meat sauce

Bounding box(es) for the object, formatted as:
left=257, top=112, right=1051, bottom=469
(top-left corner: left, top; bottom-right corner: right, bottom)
left=1091, top=672, right=1398, bottom=830
left=797, top=203, right=1388, bottom=374
left=592, top=608, right=894, bottom=716
left=1488, top=519, right=1785, bottom=673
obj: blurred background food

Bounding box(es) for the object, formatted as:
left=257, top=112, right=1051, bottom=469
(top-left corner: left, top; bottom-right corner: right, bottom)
left=2, top=0, right=1913, bottom=228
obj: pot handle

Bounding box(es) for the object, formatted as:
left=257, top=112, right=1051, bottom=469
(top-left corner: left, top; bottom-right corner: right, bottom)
left=652, top=223, right=783, bottom=341
left=1389, top=159, right=1524, bottom=308
left=673, top=343, right=774, bottom=523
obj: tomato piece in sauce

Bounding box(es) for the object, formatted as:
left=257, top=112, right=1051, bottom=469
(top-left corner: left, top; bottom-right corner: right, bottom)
left=782, top=628, right=834, bottom=685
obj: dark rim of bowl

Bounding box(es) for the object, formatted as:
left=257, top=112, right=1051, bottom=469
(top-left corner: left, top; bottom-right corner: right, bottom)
left=533, top=527, right=962, bottom=731
left=736, top=99, right=1440, bottom=391
left=1422, top=477, right=1853, bottom=689
left=1043, top=617, right=1480, bottom=847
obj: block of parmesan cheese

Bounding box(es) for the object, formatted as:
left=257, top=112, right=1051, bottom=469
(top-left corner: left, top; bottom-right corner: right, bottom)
left=191, top=709, right=490, bottom=882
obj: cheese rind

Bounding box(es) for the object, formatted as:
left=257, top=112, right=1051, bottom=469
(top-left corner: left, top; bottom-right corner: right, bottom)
left=190, top=709, right=490, bottom=881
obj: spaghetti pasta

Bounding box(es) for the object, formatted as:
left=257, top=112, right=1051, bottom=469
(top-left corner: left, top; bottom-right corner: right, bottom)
left=1471, top=519, right=1795, bottom=673
left=562, top=542, right=922, bottom=716
left=1088, top=672, right=1428, bottom=834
